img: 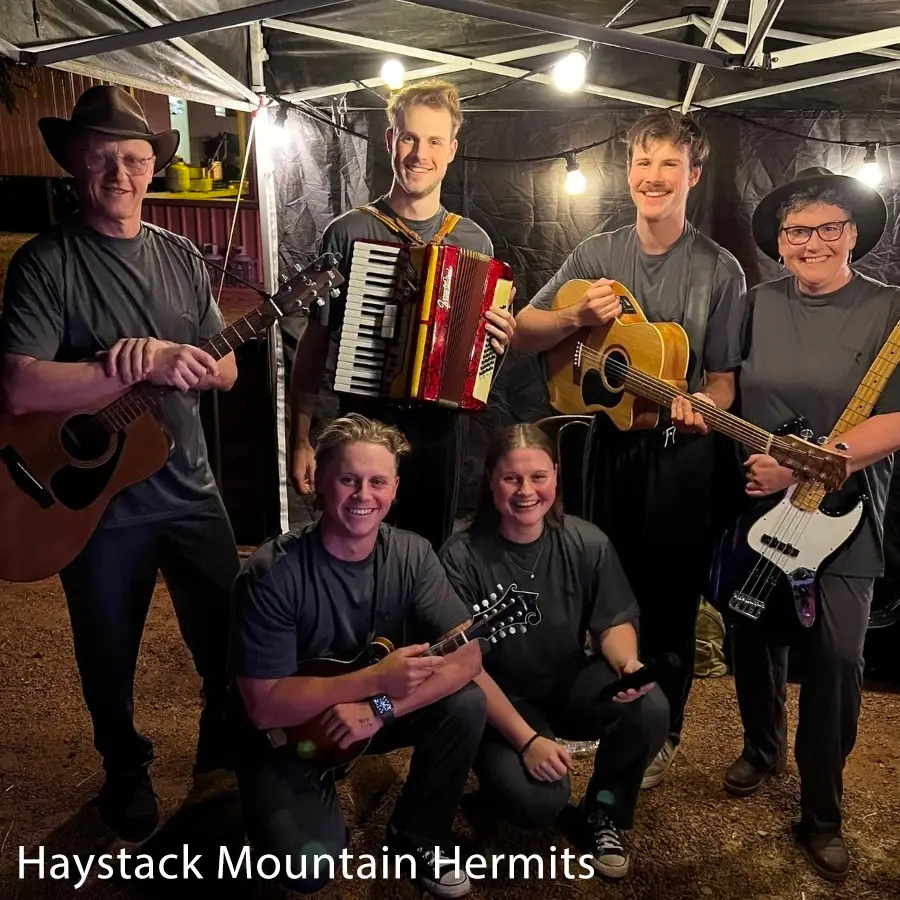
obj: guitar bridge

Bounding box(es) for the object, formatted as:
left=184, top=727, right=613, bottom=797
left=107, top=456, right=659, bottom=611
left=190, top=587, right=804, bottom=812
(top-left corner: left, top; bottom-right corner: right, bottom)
left=728, top=591, right=765, bottom=621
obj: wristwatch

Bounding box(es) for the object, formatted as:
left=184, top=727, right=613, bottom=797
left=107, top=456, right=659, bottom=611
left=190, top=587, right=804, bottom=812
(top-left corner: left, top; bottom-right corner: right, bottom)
left=369, top=694, right=395, bottom=725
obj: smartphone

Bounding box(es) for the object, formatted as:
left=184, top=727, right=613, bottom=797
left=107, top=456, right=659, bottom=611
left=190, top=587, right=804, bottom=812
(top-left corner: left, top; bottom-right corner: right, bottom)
left=595, top=653, right=680, bottom=703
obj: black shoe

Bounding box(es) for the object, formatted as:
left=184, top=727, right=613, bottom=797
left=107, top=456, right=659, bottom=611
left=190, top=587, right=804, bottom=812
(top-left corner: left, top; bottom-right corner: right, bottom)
left=385, top=821, right=471, bottom=898
left=562, top=804, right=630, bottom=880
left=96, top=765, right=159, bottom=843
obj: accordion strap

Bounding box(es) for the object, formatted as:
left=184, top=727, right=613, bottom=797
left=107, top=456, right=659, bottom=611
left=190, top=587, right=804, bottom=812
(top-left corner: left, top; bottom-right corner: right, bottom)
left=356, top=204, right=461, bottom=247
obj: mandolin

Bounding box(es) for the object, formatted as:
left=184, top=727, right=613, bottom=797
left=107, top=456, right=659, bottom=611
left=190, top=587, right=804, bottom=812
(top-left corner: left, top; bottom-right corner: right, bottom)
left=0, top=255, right=343, bottom=583
left=545, top=279, right=848, bottom=492
left=270, top=583, right=541, bottom=779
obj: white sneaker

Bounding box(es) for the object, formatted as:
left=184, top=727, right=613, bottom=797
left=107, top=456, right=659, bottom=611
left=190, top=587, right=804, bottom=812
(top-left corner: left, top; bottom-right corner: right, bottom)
left=641, top=738, right=678, bottom=790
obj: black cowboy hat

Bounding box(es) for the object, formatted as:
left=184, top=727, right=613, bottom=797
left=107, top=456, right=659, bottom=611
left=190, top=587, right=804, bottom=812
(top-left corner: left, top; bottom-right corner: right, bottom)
left=38, top=85, right=180, bottom=175
left=751, top=166, right=887, bottom=262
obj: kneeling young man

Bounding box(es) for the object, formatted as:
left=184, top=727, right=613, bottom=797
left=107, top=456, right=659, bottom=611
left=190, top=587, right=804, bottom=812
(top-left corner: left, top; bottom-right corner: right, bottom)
left=230, top=414, right=485, bottom=896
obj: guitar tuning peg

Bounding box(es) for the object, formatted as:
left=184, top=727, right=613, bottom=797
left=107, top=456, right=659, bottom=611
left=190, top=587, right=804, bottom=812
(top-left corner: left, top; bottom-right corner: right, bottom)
left=489, top=592, right=497, bottom=600
left=520, top=625, right=527, bottom=633
left=835, top=441, right=849, bottom=451
left=330, top=288, right=340, bottom=298
left=293, top=262, right=303, bottom=272
left=508, top=626, right=517, bottom=634
left=800, top=428, right=813, bottom=441
left=280, top=273, right=289, bottom=283
left=472, top=603, right=481, bottom=611
left=315, top=297, right=325, bottom=306
left=490, top=636, right=498, bottom=644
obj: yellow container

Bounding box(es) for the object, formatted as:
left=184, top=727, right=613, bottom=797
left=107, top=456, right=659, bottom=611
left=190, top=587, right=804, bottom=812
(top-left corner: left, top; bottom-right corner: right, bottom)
left=165, top=157, right=190, bottom=192
left=190, top=177, right=213, bottom=192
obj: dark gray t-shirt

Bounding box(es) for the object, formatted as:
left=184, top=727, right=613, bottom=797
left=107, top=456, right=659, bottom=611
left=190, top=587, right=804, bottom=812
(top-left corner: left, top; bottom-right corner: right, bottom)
left=317, top=196, right=493, bottom=392
left=0, top=218, right=225, bottom=527
left=439, top=515, right=639, bottom=701
left=231, top=521, right=472, bottom=679
left=529, top=223, right=747, bottom=391
left=740, top=272, right=900, bottom=577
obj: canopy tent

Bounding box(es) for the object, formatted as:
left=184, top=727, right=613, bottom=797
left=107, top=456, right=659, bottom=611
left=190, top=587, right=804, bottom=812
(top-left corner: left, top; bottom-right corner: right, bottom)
left=4, top=0, right=900, bottom=540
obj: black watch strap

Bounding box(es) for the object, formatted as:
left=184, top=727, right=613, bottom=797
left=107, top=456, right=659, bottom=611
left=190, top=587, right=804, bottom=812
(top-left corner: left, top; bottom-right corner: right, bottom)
left=369, top=694, right=395, bottom=724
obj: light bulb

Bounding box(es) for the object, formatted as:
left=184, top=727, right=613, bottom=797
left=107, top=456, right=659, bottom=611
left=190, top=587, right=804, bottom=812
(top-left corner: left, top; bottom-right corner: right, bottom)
left=565, top=168, right=586, bottom=195
left=381, top=59, right=405, bottom=90
left=553, top=50, right=587, bottom=93
left=857, top=145, right=882, bottom=186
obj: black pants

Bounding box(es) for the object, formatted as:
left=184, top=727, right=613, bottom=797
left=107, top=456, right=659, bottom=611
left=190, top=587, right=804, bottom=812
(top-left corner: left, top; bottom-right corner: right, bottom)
left=585, top=416, right=715, bottom=742
left=235, top=683, right=486, bottom=893
left=57, top=498, right=239, bottom=773
left=338, top=397, right=462, bottom=550
left=474, top=656, right=668, bottom=831
left=731, top=574, right=873, bottom=834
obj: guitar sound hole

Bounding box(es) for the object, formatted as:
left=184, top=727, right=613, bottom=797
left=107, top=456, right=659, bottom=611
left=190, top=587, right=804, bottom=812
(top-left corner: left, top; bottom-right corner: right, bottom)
left=581, top=349, right=628, bottom=409
left=60, top=414, right=111, bottom=462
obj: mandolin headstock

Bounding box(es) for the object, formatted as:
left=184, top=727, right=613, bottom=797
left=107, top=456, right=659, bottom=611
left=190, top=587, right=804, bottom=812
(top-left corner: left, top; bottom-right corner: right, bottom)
left=468, top=583, right=541, bottom=645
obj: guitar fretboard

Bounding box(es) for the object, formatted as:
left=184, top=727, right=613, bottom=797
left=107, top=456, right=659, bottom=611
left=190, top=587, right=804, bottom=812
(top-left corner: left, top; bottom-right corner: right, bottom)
left=793, top=319, right=900, bottom=512
left=94, top=308, right=271, bottom=434
left=425, top=631, right=469, bottom=657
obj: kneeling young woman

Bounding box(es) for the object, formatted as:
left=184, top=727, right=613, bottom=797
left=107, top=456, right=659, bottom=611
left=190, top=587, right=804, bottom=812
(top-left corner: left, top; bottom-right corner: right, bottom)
left=439, top=424, right=668, bottom=878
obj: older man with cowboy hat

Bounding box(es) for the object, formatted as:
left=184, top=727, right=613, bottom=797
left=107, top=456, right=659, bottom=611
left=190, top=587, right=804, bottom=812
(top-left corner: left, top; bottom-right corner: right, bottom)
left=676, top=164, right=900, bottom=881
left=0, top=84, right=241, bottom=842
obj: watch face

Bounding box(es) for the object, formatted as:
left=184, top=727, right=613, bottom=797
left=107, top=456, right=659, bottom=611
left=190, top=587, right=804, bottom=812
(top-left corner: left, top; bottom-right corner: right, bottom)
left=371, top=695, right=394, bottom=717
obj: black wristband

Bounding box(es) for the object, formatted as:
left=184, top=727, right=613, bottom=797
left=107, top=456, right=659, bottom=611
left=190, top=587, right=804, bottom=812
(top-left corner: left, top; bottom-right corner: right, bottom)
left=518, top=733, right=540, bottom=758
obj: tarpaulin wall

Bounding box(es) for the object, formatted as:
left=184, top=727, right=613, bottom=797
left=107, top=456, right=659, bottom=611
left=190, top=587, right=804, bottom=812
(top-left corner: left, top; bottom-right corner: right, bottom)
left=273, top=106, right=900, bottom=523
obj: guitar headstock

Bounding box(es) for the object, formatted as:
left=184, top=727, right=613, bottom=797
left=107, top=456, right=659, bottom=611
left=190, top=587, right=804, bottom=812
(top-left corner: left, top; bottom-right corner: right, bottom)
left=777, top=435, right=850, bottom=492
left=265, top=253, right=345, bottom=321
left=468, top=583, right=541, bottom=645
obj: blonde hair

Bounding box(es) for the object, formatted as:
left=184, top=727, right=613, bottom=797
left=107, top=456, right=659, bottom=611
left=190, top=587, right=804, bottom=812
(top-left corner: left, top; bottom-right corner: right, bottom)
left=315, top=413, right=411, bottom=474
left=626, top=110, right=710, bottom=169
left=386, top=79, right=462, bottom=138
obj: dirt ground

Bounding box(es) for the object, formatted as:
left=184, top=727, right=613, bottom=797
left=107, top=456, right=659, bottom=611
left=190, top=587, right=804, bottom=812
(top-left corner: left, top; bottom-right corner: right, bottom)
left=0, top=575, right=898, bottom=900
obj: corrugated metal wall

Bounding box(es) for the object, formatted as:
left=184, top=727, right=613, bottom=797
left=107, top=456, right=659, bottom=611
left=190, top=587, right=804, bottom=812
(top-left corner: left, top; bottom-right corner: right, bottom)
left=0, top=68, right=170, bottom=177
left=141, top=201, right=263, bottom=288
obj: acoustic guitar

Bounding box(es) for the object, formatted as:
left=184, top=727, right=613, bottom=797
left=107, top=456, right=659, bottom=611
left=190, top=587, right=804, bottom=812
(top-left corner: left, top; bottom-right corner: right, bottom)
left=545, top=279, right=848, bottom=492
left=710, top=318, right=900, bottom=632
left=0, top=255, right=344, bottom=583
left=271, top=582, right=541, bottom=779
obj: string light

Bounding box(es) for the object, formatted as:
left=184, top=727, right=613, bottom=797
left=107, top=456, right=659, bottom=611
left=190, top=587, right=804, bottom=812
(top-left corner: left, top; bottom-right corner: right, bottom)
left=564, top=151, right=586, bottom=195
left=381, top=59, right=406, bottom=90
left=552, top=50, right=588, bottom=93
left=856, top=143, right=883, bottom=187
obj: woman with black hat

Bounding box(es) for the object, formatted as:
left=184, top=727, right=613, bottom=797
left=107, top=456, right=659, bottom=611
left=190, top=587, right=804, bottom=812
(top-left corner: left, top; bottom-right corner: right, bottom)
left=674, top=166, right=900, bottom=881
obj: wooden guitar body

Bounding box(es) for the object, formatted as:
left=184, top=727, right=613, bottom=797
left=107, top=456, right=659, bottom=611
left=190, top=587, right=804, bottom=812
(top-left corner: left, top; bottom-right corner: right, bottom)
left=545, top=280, right=690, bottom=430
left=0, top=407, right=170, bottom=582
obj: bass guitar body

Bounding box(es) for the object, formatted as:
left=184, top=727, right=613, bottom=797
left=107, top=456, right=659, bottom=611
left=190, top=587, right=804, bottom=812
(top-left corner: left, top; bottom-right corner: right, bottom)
left=545, top=279, right=690, bottom=430
left=0, top=407, right=170, bottom=582
left=709, top=419, right=865, bottom=634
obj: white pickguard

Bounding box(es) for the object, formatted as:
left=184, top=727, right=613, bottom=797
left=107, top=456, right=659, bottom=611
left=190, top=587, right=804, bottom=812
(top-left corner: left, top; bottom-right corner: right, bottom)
left=746, top=484, right=864, bottom=575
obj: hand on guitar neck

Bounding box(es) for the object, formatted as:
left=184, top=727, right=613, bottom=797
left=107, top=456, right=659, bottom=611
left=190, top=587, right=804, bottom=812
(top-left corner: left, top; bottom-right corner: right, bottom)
left=99, top=337, right=228, bottom=392
left=562, top=279, right=623, bottom=329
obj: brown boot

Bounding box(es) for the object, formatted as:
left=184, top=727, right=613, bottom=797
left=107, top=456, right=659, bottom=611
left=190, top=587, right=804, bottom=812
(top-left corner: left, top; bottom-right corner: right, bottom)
left=723, top=755, right=786, bottom=797
left=794, top=825, right=850, bottom=882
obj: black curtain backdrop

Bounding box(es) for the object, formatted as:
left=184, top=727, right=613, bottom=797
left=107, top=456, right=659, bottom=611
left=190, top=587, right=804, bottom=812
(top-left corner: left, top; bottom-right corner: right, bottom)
left=274, top=105, right=900, bottom=521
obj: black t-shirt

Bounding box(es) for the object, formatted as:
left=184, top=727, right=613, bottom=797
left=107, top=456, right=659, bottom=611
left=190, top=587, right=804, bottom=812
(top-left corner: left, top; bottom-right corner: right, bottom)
left=438, top=515, right=639, bottom=700
left=230, top=521, right=472, bottom=680
left=0, top=218, right=225, bottom=527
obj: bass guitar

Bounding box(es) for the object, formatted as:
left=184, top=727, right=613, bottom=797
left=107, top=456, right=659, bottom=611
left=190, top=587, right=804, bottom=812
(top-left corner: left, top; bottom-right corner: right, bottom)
left=545, top=279, right=848, bottom=491
left=271, top=583, right=540, bottom=779
left=0, top=255, right=343, bottom=583
left=710, top=319, right=900, bottom=631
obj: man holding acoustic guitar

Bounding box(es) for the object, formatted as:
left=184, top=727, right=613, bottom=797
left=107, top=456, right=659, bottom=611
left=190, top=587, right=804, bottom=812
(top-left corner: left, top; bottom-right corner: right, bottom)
left=513, top=110, right=748, bottom=790
left=0, top=86, right=241, bottom=842
left=230, top=413, right=486, bottom=897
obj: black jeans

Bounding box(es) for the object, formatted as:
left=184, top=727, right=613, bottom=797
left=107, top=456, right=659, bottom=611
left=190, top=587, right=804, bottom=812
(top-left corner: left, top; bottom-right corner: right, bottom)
left=57, top=497, right=239, bottom=773
left=731, top=574, right=873, bottom=834
left=235, top=683, right=486, bottom=893
left=585, top=416, right=716, bottom=743
left=338, top=397, right=462, bottom=550
left=474, top=656, right=668, bottom=831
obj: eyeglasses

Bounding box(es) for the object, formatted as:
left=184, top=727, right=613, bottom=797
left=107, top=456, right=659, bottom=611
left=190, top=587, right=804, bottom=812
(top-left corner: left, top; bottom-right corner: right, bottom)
left=780, top=220, right=851, bottom=245
left=79, top=151, right=155, bottom=176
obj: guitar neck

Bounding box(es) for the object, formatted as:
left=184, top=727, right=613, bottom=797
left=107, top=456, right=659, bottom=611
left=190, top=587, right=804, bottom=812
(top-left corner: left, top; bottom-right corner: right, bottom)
left=828, top=319, right=900, bottom=440
left=94, top=307, right=273, bottom=434
left=423, top=630, right=471, bottom=657
left=609, top=361, right=779, bottom=454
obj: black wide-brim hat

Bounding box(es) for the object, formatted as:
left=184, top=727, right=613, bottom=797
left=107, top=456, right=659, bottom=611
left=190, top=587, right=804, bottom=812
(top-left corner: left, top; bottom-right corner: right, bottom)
left=751, top=166, right=887, bottom=261
left=38, top=84, right=180, bottom=176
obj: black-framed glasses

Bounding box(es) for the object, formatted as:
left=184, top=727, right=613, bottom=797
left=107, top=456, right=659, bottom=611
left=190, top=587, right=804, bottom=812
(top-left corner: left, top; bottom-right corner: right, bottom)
left=780, top=220, right=851, bottom=245
left=80, top=151, right=155, bottom=176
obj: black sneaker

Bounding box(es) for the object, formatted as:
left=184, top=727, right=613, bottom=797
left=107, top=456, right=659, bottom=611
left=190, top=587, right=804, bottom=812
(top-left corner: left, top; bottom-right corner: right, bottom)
left=96, top=765, right=159, bottom=843
left=385, top=821, right=471, bottom=898
left=564, top=804, right=630, bottom=879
